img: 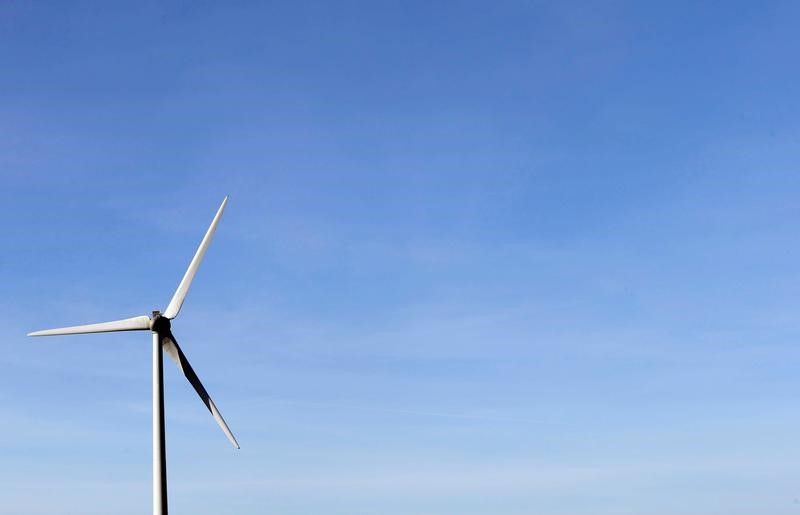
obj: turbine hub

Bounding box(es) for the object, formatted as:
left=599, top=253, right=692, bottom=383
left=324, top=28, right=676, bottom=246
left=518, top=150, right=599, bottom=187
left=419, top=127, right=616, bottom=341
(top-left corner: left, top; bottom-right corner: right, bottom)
left=150, top=312, right=171, bottom=334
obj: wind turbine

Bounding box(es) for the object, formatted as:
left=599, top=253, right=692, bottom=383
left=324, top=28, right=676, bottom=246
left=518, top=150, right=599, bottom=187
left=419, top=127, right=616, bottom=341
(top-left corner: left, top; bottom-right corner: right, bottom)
left=28, top=196, right=238, bottom=515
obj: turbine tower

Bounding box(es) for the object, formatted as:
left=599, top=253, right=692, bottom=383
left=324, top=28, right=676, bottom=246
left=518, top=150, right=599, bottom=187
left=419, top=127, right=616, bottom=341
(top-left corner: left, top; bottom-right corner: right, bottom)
left=28, top=196, right=238, bottom=515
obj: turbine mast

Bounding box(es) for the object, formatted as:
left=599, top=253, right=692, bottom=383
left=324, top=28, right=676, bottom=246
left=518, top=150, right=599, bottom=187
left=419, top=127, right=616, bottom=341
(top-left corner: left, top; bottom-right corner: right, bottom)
left=153, top=312, right=168, bottom=515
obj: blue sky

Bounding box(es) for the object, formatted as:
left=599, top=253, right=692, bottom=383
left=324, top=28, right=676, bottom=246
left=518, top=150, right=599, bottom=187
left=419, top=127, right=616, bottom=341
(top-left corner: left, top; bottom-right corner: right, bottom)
left=3, top=1, right=800, bottom=513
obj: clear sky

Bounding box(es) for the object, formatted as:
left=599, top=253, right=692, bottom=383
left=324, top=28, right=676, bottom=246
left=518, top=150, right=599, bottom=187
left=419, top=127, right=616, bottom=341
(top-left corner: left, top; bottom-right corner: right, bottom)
left=2, top=1, right=800, bottom=514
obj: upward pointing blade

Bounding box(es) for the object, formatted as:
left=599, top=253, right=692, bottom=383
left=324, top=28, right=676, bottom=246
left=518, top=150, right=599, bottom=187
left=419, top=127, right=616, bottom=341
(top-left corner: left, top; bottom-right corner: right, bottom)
left=28, top=316, right=152, bottom=336
left=159, top=331, right=240, bottom=449
left=163, top=196, right=228, bottom=320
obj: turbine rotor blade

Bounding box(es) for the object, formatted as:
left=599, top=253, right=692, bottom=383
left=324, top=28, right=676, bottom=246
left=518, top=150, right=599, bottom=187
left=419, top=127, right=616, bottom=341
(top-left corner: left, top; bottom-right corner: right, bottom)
left=160, top=331, right=240, bottom=449
left=163, top=196, right=228, bottom=320
left=28, top=316, right=152, bottom=337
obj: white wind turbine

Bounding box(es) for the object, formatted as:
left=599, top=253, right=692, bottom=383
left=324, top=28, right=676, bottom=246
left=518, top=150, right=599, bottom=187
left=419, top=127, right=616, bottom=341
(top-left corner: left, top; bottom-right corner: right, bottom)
left=28, top=196, right=238, bottom=515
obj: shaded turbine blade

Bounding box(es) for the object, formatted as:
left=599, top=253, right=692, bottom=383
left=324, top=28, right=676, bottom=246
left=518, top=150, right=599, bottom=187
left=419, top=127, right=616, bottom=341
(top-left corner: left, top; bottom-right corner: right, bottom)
left=28, top=315, right=152, bottom=337
left=161, top=332, right=240, bottom=449
left=163, top=196, right=228, bottom=320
